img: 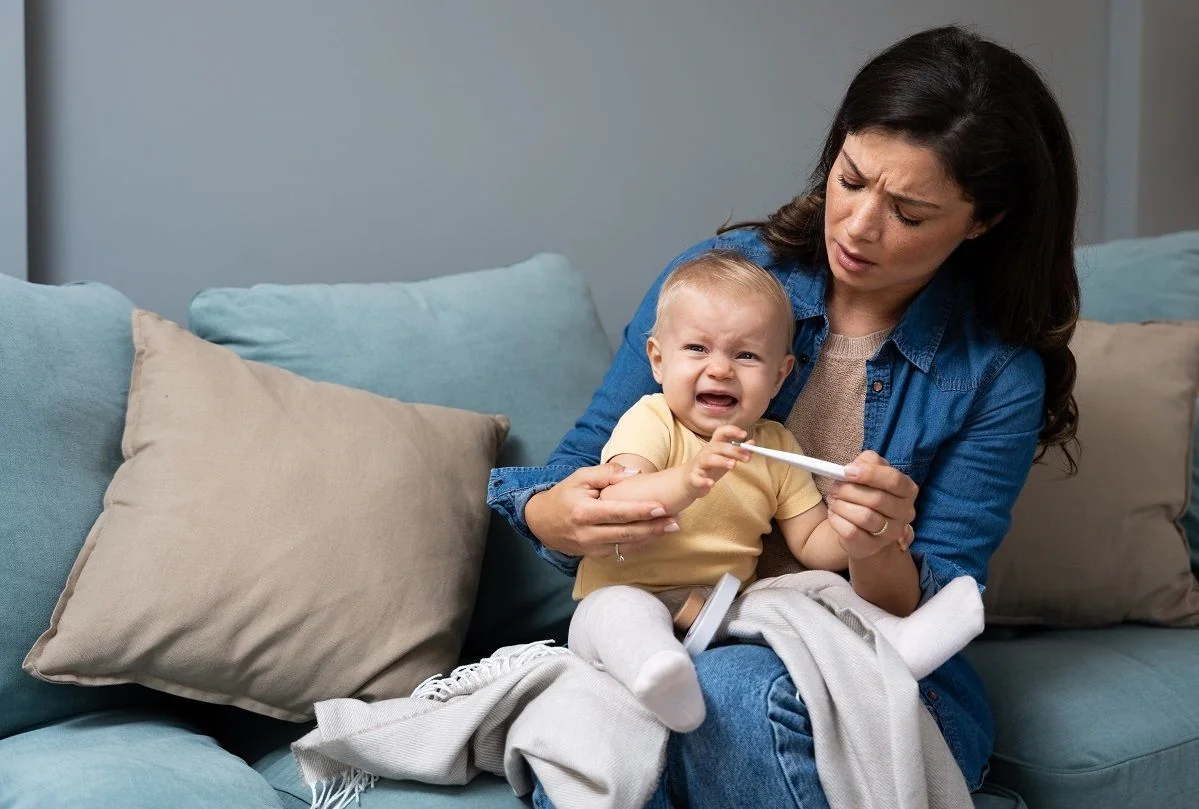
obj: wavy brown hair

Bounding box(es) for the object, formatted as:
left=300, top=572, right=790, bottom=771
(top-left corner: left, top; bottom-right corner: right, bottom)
left=726, top=25, right=1079, bottom=470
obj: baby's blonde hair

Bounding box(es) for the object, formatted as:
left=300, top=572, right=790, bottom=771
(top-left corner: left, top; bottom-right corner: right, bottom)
left=652, top=250, right=795, bottom=348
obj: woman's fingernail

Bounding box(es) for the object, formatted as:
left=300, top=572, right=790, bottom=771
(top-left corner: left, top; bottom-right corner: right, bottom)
left=664, top=521, right=681, bottom=533
left=844, top=465, right=861, bottom=479
left=622, top=466, right=641, bottom=476
left=650, top=507, right=667, bottom=518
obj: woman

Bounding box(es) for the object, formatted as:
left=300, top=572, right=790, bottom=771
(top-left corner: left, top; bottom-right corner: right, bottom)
left=489, top=24, right=1079, bottom=807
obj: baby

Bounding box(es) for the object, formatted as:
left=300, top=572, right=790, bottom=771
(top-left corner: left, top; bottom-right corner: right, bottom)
left=568, top=250, right=983, bottom=732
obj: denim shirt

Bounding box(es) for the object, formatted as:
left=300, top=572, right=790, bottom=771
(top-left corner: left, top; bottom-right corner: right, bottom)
left=487, top=227, right=1046, bottom=786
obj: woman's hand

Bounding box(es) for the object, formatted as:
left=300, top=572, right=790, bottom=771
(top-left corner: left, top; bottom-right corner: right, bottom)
left=826, top=450, right=918, bottom=559
left=524, top=462, right=680, bottom=560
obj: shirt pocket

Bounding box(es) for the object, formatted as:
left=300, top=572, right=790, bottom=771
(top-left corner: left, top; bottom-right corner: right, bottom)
left=887, top=455, right=933, bottom=486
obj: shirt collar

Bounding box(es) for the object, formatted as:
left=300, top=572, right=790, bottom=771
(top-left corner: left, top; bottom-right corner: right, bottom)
left=784, top=262, right=957, bottom=374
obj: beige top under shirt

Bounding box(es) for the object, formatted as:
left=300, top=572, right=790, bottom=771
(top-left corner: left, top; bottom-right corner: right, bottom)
left=785, top=329, right=891, bottom=499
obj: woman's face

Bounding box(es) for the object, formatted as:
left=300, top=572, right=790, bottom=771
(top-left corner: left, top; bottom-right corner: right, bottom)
left=823, top=130, right=986, bottom=300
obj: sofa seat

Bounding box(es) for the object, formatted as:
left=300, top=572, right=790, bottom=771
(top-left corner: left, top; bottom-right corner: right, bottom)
left=252, top=731, right=1027, bottom=809
left=255, top=747, right=529, bottom=809
left=0, top=710, right=283, bottom=809
left=966, top=626, right=1199, bottom=809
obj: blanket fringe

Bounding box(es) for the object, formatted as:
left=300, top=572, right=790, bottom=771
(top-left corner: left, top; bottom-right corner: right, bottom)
left=309, top=769, right=378, bottom=809
left=410, top=639, right=572, bottom=702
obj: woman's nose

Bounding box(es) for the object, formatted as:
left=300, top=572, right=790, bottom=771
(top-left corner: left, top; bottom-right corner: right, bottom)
left=845, top=196, right=883, bottom=243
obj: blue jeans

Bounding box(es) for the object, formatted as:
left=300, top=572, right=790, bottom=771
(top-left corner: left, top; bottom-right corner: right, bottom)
left=531, top=643, right=989, bottom=808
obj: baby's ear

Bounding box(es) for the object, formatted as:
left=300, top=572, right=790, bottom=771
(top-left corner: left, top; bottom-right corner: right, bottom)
left=646, top=337, right=665, bottom=384
left=775, top=353, right=796, bottom=392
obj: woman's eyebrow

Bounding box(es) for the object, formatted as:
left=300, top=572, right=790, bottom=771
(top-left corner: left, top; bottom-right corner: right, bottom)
left=842, top=151, right=942, bottom=210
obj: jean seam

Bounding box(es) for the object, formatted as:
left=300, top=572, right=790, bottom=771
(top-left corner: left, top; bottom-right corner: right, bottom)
left=920, top=682, right=984, bottom=792
left=766, top=671, right=819, bottom=809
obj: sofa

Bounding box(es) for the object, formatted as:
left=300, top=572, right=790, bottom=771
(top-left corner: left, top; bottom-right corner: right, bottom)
left=2, top=232, right=1197, bottom=809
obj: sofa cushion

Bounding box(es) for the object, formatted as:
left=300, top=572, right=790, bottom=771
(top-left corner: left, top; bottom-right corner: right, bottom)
left=23, top=311, right=508, bottom=721
left=256, top=747, right=526, bottom=809
left=0, top=274, right=149, bottom=740
left=984, top=319, right=1199, bottom=626
left=0, top=710, right=282, bottom=809
left=1077, top=230, right=1199, bottom=574
left=253, top=744, right=1026, bottom=808
left=970, top=785, right=1027, bottom=809
left=966, top=627, right=1199, bottom=809
left=256, top=744, right=1022, bottom=809
left=189, top=254, right=612, bottom=652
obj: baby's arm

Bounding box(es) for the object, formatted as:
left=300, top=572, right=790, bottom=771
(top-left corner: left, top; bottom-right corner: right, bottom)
left=778, top=503, right=849, bottom=572
left=601, top=425, right=749, bottom=515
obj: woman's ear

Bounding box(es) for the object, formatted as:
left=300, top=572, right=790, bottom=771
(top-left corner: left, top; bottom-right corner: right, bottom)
left=967, top=211, right=1006, bottom=239
left=647, top=337, right=665, bottom=385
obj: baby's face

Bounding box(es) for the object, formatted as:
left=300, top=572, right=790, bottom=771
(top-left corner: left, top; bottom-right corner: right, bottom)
left=647, top=286, right=794, bottom=438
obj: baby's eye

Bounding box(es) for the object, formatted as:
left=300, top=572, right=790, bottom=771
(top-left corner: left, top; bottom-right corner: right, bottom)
left=737, top=352, right=760, bottom=361
left=683, top=344, right=707, bottom=354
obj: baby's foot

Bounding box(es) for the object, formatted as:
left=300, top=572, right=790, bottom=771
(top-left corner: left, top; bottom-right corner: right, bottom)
left=632, top=650, right=706, bottom=732
left=872, top=576, right=984, bottom=680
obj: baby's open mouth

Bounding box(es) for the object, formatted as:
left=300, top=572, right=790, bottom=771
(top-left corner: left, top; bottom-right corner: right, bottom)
left=697, top=393, right=737, bottom=408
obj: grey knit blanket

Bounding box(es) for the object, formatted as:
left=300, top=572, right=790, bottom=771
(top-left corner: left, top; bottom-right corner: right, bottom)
left=292, top=572, right=972, bottom=809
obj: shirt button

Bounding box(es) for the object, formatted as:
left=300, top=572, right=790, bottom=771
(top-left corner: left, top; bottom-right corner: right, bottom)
left=491, top=478, right=503, bottom=487
left=799, top=354, right=810, bottom=365
left=871, top=380, right=884, bottom=393
left=927, top=690, right=939, bottom=701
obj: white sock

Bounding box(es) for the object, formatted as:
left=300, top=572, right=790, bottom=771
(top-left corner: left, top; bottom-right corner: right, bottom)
left=569, top=585, right=707, bottom=732
left=875, top=576, right=984, bottom=679
left=632, top=650, right=706, bottom=733
left=813, top=574, right=984, bottom=680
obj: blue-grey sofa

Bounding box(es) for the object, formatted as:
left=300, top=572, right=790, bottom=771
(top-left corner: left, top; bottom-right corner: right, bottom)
left=2, top=233, right=1197, bottom=809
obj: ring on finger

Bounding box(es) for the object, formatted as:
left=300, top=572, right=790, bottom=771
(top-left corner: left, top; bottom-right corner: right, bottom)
left=614, top=543, right=625, bottom=563
left=869, top=519, right=890, bottom=537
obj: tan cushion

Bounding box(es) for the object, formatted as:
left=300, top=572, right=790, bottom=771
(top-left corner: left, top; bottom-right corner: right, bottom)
left=985, top=319, right=1199, bottom=627
left=23, top=310, right=509, bottom=720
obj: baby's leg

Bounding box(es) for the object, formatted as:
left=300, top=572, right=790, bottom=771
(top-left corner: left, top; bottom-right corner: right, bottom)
left=812, top=575, right=984, bottom=680
left=569, top=585, right=705, bottom=732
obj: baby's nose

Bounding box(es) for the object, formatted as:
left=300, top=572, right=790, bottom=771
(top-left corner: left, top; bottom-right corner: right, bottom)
left=707, top=359, right=734, bottom=377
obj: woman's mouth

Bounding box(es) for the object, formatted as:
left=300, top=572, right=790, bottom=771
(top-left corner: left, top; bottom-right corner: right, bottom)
left=834, top=241, right=876, bottom=273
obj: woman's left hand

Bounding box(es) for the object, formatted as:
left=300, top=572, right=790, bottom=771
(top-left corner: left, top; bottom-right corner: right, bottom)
left=826, top=450, right=918, bottom=559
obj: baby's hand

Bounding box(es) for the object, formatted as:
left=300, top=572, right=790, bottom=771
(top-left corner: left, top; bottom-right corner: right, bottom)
left=686, top=425, right=750, bottom=498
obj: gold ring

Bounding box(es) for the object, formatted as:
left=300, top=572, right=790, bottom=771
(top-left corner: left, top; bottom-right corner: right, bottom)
left=870, top=519, right=890, bottom=537
left=615, top=543, right=625, bottom=563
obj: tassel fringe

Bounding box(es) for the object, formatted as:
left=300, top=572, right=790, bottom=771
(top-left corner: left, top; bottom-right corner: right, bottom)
left=310, top=769, right=378, bottom=809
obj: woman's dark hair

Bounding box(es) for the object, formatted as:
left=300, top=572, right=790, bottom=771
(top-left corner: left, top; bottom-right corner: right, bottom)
left=728, top=25, right=1079, bottom=470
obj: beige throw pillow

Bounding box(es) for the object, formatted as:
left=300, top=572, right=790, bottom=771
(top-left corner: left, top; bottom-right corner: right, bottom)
left=985, top=319, right=1199, bottom=627
left=24, top=310, right=509, bottom=720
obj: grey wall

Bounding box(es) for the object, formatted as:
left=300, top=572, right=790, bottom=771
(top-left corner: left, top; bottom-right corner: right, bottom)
left=1103, top=0, right=1143, bottom=241
left=1, top=0, right=25, bottom=281
left=27, top=1, right=1110, bottom=339
left=1136, top=0, right=1199, bottom=237
left=1102, top=0, right=1199, bottom=241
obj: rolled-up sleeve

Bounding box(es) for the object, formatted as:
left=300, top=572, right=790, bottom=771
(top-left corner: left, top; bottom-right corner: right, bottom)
left=487, top=465, right=582, bottom=575
left=910, top=346, right=1046, bottom=604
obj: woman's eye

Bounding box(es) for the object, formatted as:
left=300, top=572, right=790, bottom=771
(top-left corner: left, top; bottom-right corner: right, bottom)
left=894, top=208, right=923, bottom=227
left=837, top=174, right=863, bottom=191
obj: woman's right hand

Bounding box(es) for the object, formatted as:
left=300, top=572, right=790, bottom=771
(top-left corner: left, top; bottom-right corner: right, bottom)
left=524, top=462, right=679, bottom=559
